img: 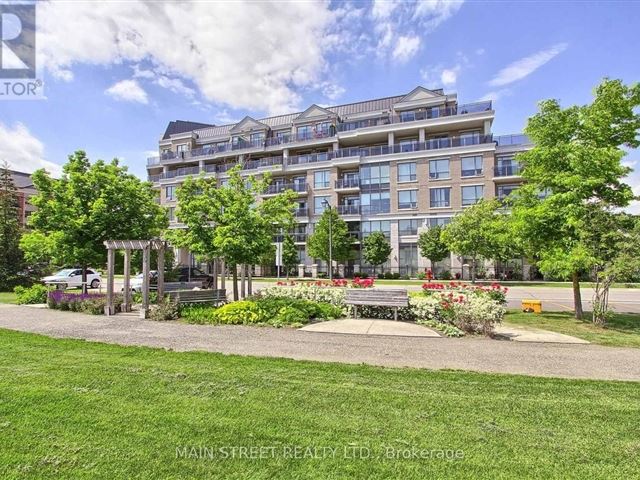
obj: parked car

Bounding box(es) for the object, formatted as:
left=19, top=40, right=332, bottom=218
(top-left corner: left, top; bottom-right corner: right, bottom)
left=175, top=266, right=213, bottom=288
left=42, top=268, right=102, bottom=289
left=127, top=271, right=158, bottom=293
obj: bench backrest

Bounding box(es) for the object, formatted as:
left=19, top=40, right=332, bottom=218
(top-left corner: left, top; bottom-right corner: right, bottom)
left=166, top=289, right=226, bottom=303
left=345, top=288, right=408, bottom=307
left=163, top=281, right=203, bottom=292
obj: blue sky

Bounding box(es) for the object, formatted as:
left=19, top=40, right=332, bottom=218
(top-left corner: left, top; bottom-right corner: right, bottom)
left=1, top=0, right=639, bottom=210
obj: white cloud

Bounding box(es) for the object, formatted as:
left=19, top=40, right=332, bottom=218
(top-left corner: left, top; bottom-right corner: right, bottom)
left=478, top=89, right=510, bottom=102
left=105, top=79, right=149, bottom=104
left=154, top=76, right=196, bottom=99
left=392, top=35, right=421, bottom=63
left=0, top=122, right=62, bottom=177
left=440, top=67, right=459, bottom=86
left=37, top=1, right=334, bottom=115
left=321, top=82, right=346, bottom=102
left=488, top=43, right=568, bottom=87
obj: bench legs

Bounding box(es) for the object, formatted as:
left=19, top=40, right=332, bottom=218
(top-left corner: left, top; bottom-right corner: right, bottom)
left=353, top=305, right=357, bottom=319
left=394, top=307, right=398, bottom=321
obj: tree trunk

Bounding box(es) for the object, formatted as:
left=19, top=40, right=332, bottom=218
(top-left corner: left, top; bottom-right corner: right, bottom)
left=240, top=264, right=246, bottom=299
left=248, top=266, right=252, bottom=296
left=471, top=258, right=476, bottom=283
left=572, top=271, right=583, bottom=320
left=232, top=265, right=238, bottom=301
left=82, top=264, right=88, bottom=294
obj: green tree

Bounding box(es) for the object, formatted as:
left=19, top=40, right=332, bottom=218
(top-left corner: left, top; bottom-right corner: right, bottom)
left=441, top=199, right=509, bottom=282
left=0, top=162, right=24, bottom=290
left=307, top=207, right=353, bottom=274
left=281, top=234, right=298, bottom=278
left=511, top=79, right=639, bottom=319
left=417, top=225, right=449, bottom=269
left=21, top=151, right=167, bottom=292
left=172, top=167, right=295, bottom=300
left=362, top=231, right=391, bottom=274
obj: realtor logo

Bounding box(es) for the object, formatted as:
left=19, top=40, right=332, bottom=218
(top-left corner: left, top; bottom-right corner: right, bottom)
left=0, top=3, right=36, bottom=78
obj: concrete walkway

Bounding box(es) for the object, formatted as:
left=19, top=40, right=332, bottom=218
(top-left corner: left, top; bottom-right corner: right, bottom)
left=494, top=325, right=590, bottom=344
left=301, top=319, right=441, bottom=337
left=1, top=304, right=639, bottom=381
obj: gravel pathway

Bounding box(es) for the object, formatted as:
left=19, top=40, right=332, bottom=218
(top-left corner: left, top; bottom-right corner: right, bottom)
left=1, top=304, right=639, bottom=381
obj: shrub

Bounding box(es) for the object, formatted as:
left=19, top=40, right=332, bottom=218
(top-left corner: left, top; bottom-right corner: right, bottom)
left=47, top=291, right=123, bottom=314
left=417, top=319, right=465, bottom=337
left=409, top=296, right=442, bottom=322
left=439, top=270, right=452, bottom=280
left=14, top=284, right=49, bottom=304
left=180, top=305, right=217, bottom=324
left=149, top=299, right=179, bottom=321
left=450, top=295, right=504, bottom=335
left=260, top=285, right=346, bottom=307
left=212, top=301, right=263, bottom=325
left=416, top=272, right=426, bottom=280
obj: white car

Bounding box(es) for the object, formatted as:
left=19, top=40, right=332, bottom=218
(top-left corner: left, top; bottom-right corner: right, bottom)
left=127, top=271, right=158, bottom=293
left=42, top=268, right=102, bottom=290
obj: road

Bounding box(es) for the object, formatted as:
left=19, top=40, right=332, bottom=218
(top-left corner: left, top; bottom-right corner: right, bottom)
left=106, top=279, right=640, bottom=314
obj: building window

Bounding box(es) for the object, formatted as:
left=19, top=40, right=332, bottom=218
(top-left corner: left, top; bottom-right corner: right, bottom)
left=430, top=188, right=451, bottom=208
left=460, top=130, right=481, bottom=146
left=397, top=162, right=417, bottom=182
left=399, top=219, right=420, bottom=236
left=429, top=158, right=450, bottom=179
left=276, top=130, right=290, bottom=140
left=165, top=185, right=176, bottom=201
left=398, top=244, right=418, bottom=276
left=361, top=220, right=390, bottom=238
left=250, top=132, right=265, bottom=143
left=314, top=195, right=330, bottom=214
left=297, top=125, right=313, bottom=140
left=314, top=170, right=330, bottom=189
left=176, top=144, right=189, bottom=153
left=427, top=217, right=451, bottom=227
left=398, top=190, right=417, bottom=209
left=399, top=138, right=418, bottom=152
left=360, top=163, right=390, bottom=185
left=495, top=155, right=521, bottom=177
left=167, top=207, right=175, bottom=222
left=361, top=191, right=390, bottom=214
left=462, top=185, right=484, bottom=206
left=399, top=111, right=416, bottom=122
left=497, top=184, right=519, bottom=200
left=461, top=156, right=483, bottom=177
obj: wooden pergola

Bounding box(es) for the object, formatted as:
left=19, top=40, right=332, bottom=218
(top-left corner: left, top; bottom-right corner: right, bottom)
left=103, top=239, right=167, bottom=318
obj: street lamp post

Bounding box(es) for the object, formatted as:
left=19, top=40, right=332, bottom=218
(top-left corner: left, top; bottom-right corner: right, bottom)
left=323, top=200, right=333, bottom=280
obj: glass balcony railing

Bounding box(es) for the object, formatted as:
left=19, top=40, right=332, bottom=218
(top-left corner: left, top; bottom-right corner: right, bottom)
left=494, top=134, right=531, bottom=146
left=337, top=205, right=360, bottom=215
left=494, top=164, right=522, bottom=177
left=164, top=166, right=200, bottom=179
left=293, top=207, right=308, bottom=217
left=243, top=156, right=283, bottom=170
left=287, top=151, right=331, bottom=165
left=337, top=101, right=492, bottom=132
left=335, top=177, right=360, bottom=189
left=264, top=182, right=308, bottom=195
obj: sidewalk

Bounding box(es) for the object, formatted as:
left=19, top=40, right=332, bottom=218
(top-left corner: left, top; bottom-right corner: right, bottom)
left=1, top=304, right=639, bottom=381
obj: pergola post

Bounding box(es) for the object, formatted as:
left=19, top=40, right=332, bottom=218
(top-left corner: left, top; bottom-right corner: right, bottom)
left=157, top=243, right=165, bottom=300
left=105, top=248, right=115, bottom=315
left=240, top=264, right=246, bottom=299
left=122, top=248, right=132, bottom=312
left=140, top=245, right=151, bottom=319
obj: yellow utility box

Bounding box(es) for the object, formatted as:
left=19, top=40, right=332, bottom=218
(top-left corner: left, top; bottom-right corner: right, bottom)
left=522, top=299, right=542, bottom=313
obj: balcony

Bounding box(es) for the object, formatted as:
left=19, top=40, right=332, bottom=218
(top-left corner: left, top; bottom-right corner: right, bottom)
left=494, top=164, right=522, bottom=177
left=216, top=162, right=238, bottom=173
left=164, top=166, right=200, bottom=179
left=243, top=156, right=284, bottom=170
left=264, top=182, right=308, bottom=195
left=337, top=205, right=361, bottom=215
left=148, top=173, right=162, bottom=183
left=287, top=151, right=331, bottom=166
left=336, top=101, right=492, bottom=132
left=335, top=177, right=360, bottom=189
left=495, top=134, right=531, bottom=146
left=292, top=233, right=307, bottom=242
left=360, top=204, right=390, bottom=215
left=293, top=207, right=308, bottom=217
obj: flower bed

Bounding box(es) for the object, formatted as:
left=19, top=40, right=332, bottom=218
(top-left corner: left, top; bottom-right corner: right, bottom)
left=275, top=277, right=374, bottom=288
left=47, top=291, right=123, bottom=315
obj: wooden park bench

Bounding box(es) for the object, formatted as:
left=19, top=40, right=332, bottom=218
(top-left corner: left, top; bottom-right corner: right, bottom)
left=165, top=288, right=227, bottom=306
left=161, top=281, right=204, bottom=292
left=345, top=288, right=409, bottom=321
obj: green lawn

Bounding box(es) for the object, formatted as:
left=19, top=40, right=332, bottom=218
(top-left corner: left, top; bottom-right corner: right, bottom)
left=504, top=311, right=640, bottom=348
left=0, top=292, right=17, bottom=304
left=1, top=330, right=639, bottom=479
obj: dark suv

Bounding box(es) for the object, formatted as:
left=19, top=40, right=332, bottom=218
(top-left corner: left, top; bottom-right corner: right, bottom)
left=175, top=267, right=213, bottom=288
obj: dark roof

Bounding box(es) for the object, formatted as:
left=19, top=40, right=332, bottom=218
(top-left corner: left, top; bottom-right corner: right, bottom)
left=162, top=120, right=215, bottom=140
left=8, top=170, right=34, bottom=189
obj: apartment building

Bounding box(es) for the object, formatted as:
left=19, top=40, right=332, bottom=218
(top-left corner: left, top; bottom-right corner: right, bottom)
left=8, top=170, right=37, bottom=227
left=148, top=86, right=533, bottom=279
